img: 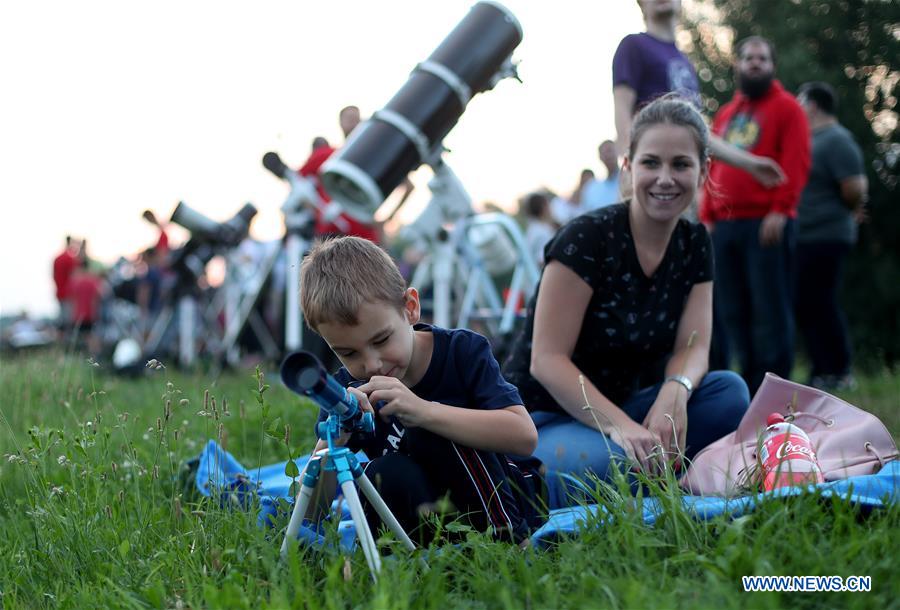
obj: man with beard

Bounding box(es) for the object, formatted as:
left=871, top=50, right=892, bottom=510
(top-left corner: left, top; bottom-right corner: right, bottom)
left=700, top=36, right=811, bottom=395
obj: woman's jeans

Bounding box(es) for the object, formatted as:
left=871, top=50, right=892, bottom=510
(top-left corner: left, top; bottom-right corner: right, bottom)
left=531, top=371, right=749, bottom=508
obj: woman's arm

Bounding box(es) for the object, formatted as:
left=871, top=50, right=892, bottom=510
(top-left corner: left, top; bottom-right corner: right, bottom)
left=664, top=280, right=712, bottom=384
left=529, top=261, right=662, bottom=469
left=530, top=262, right=627, bottom=430
left=643, top=280, right=713, bottom=454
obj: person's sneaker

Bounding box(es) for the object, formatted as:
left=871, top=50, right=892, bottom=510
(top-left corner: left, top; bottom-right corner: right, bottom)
left=835, top=374, right=858, bottom=392
left=809, top=375, right=833, bottom=390
left=809, top=374, right=857, bottom=393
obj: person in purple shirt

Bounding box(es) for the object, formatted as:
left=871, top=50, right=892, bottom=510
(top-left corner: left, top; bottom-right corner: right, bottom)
left=613, top=0, right=785, bottom=189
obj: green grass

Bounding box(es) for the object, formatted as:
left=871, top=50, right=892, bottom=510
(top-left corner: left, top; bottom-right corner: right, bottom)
left=1, top=350, right=898, bottom=609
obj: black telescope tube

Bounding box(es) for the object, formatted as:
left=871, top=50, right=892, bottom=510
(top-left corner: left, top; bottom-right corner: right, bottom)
left=281, top=351, right=361, bottom=422
left=320, top=1, right=522, bottom=219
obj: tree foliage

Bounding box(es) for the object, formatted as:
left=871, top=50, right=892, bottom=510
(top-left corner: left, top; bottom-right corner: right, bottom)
left=681, top=0, right=900, bottom=368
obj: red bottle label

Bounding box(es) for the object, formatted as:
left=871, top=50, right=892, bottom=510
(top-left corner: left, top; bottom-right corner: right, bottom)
left=760, top=431, right=824, bottom=491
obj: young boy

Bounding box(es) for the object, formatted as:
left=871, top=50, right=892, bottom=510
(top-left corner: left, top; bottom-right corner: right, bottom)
left=299, top=236, right=541, bottom=543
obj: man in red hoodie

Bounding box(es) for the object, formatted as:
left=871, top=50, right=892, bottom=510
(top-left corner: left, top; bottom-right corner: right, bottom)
left=700, top=36, right=811, bottom=395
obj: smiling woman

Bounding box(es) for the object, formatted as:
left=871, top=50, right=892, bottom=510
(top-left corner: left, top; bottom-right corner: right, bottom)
left=502, top=96, right=750, bottom=507
left=624, top=93, right=709, bottom=232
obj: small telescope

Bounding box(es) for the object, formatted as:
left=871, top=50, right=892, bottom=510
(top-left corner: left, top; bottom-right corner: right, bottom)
left=170, top=201, right=258, bottom=248
left=279, top=351, right=414, bottom=577
left=281, top=351, right=375, bottom=438
left=166, top=201, right=258, bottom=291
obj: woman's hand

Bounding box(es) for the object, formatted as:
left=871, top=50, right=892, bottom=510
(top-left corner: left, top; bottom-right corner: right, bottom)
left=642, top=385, right=688, bottom=471
left=608, top=420, right=664, bottom=474
left=357, top=376, right=431, bottom=428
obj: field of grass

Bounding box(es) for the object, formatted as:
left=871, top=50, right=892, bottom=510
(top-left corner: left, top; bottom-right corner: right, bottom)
left=1, top=350, right=898, bottom=609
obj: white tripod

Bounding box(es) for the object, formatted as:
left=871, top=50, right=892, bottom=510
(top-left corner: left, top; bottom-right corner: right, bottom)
left=280, top=443, right=415, bottom=580
left=403, top=159, right=540, bottom=335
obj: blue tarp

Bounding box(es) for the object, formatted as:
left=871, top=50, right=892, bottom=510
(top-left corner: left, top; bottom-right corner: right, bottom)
left=195, top=440, right=899, bottom=549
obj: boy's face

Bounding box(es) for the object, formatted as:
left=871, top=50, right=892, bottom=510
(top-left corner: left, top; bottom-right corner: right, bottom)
left=317, top=289, right=421, bottom=384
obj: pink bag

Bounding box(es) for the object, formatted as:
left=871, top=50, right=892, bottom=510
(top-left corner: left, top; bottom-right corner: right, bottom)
left=680, top=373, right=899, bottom=497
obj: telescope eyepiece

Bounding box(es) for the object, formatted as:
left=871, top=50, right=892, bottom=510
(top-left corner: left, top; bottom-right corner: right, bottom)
left=263, top=151, right=289, bottom=178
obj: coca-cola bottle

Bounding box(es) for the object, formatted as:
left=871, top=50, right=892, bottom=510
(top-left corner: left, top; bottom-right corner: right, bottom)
left=758, top=413, right=824, bottom=491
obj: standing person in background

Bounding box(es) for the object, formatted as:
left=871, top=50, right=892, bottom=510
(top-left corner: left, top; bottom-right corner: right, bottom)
left=700, top=36, right=811, bottom=395
left=311, top=136, right=330, bottom=151
left=52, top=235, right=78, bottom=332
left=136, top=246, right=166, bottom=332
left=298, top=106, right=380, bottom=242
left=613, top=0, right=785, bottom=188
left=795, top=82, right=868, bottom=391
left=554, top=169, right=592, bottom=226
left=69, top=258, right=105, bottom=356
left=142, top=210, right=170, bottom=260
left=580, top=140, right=622, bottom=211
left=297, top=105, right=417, bottom=242
left=76, top=239, right=94, bottom=270
left=521, top=192, right=557, bottom=267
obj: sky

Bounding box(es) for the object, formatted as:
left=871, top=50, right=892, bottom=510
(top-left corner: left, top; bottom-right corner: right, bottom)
left=0, top=0, right=644, bottom=318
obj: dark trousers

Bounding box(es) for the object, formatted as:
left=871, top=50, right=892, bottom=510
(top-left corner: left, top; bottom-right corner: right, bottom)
left=711, top=218, right=795, bottom=396
left=361, top=428, right=532, bottom=543
left=794, top=241, right=852, bottom=379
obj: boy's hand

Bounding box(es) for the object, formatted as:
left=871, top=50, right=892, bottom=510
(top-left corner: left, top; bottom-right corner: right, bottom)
left=347, top=386, right=375, bottom=415
left=358, top=376, right=431, bottom=428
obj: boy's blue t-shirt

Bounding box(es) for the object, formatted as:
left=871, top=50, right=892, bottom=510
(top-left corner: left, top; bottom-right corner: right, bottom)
left=316, top=324, right=523, bottom=457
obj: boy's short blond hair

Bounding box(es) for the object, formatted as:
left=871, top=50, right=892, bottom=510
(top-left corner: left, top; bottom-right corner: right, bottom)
left=300, top=236, right=408, bottom=331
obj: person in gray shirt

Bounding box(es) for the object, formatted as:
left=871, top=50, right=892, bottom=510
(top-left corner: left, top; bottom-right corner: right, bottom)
left=795, top=82, right=869, bottom=391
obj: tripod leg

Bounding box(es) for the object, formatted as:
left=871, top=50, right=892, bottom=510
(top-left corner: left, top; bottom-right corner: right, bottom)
left=340, top=480, right=382, bottom=579
left=144, top=306, right=173, bottom=355
left=178, top=295, right=196, bottom=368
left=355, top=472, right=416, bottom=551
left=285, top=234, right=303, bottom=351
left=280, top=457, right=322, bottom=559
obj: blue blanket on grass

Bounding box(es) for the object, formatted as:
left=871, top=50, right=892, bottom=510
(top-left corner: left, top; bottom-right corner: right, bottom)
left=194, top=440, right=900, bottom=550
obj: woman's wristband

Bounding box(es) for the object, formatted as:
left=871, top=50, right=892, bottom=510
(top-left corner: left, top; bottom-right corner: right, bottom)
left=664, top=374, right=693, bottom=398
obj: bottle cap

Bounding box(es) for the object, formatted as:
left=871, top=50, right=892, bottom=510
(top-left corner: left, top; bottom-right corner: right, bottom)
left=766, top=413, right=785, bottom=426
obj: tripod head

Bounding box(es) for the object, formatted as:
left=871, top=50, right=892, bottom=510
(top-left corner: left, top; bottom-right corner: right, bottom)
left=281, top=351, right=375, bottom=444
left=262, top=151, right=349, bottom=235
left=398, top=157, right=474, bottom=249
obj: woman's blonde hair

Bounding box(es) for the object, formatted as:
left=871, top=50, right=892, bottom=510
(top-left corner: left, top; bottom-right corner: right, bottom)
left=629, top=94, right=710, bottom=163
